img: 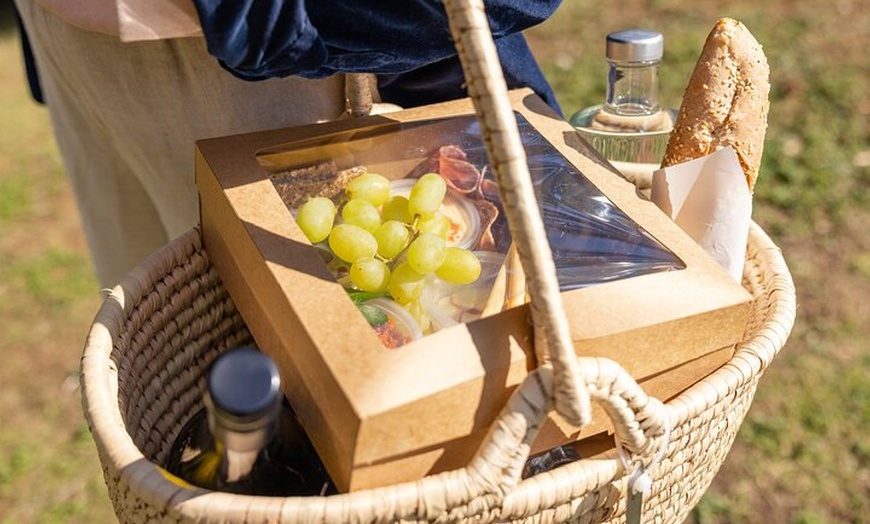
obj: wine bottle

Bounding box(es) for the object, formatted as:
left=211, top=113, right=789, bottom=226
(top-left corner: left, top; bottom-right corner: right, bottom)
left=164, top=346, right=335, bottom=496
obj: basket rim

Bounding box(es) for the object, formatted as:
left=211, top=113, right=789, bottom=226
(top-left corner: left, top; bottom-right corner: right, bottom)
left=79, top=219, right=796, bottom=519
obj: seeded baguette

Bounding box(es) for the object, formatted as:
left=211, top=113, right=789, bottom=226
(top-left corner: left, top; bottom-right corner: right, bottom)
left=662, top=18, right=770, bottom=191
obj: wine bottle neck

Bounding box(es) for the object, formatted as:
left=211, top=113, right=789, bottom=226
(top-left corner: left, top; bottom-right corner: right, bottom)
left=209, top=409, right=277, bottom=482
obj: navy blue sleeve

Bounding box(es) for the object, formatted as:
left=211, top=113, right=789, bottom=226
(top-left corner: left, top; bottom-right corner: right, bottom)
left=377, top=34, right=562, bottom=116
left=191, top=0, right=327, bottom=79
left=192, top=0, right=562, bottom=111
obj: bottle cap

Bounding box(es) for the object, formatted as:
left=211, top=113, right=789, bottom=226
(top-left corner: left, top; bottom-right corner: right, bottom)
left=207, top=346, right=281, bottom=429
left=606, top=29, right=664, bottom=63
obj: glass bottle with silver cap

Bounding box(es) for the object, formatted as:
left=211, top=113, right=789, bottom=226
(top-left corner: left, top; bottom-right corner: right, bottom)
left=570, top=29, right=678, bottom=189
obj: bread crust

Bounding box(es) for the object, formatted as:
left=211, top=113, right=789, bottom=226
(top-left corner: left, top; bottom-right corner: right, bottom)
left=270, top=163, right=366, bottom=209
left=662, top=18, right=770, bottom=191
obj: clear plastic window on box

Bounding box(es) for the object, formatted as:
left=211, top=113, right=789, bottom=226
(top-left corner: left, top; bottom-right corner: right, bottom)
left=258, top=113, right=685, bottom=348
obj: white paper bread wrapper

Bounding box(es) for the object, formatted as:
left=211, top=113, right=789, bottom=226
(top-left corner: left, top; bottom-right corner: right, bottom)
left=650, top=146, right=752, bottom=282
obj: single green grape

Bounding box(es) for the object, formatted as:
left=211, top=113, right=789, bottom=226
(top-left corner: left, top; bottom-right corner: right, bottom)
left=346, top=173, right=391, bottom=207
left=418, top=211, right=451, bottom=239
left=408, top=173, right=446, bottom=218
left=296, top=197, right=336, bottom=243
left=407, top=233, right=446, bottom=275
left=387, top=261, right=426, bottom=304
left=381, top=195, right=412, bottom=224
left=341, top=198, right=381, bottom=232
left=328, top=223, right=378, bottom=263
left=435, top=248, right=481, bottom=284
left=374, top=220, right=411, bottom=260
left=349, top=257, right=391, bottom=293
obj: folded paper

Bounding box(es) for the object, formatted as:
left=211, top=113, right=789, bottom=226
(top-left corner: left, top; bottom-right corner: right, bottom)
left=650, top=146, right=752, bottom=282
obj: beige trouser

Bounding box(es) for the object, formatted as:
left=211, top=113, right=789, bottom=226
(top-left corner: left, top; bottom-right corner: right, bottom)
left=15, top=0, right=347, bottom=287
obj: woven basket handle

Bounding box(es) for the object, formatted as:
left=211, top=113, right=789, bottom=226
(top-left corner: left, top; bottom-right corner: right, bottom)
left=442, top=0, right=593, bottom=428
left=343, top=0, right=667, bottom=459
left=442, top=0, right=671, bottom=456
left=469, top=357, right=668, bottom=479
left=345, top=73, right=373, bottom=117
left=438, top=2, right=674, bottom=493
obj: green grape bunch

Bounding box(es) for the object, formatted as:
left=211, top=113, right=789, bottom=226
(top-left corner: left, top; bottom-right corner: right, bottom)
left=295, top=172, right=482, bottom=310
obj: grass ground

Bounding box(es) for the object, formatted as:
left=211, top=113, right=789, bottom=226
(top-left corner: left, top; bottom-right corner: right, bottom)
left=0, top=8, right=111, bottom=523
left=0, top=1, right=867, bottom=523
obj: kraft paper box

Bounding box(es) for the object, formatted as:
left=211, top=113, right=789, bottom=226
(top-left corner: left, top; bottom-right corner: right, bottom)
left=194, top=89, right=752, bottom=492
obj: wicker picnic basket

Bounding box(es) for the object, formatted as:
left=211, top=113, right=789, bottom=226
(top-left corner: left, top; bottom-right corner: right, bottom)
left=80, top=1, right=796, bottom=522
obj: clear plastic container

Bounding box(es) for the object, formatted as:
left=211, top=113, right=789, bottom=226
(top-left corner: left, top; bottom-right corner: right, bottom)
left=420, top=251, right=507, bottom=331
left=360, top=297, right=424, bottom=348
left=267, top=112, right=685, bottom=329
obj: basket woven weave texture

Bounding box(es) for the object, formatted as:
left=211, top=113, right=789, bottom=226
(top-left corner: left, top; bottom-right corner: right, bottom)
left=80, top=0, right=796, bottom=521
left=81, top=222, right=794, bottom=523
